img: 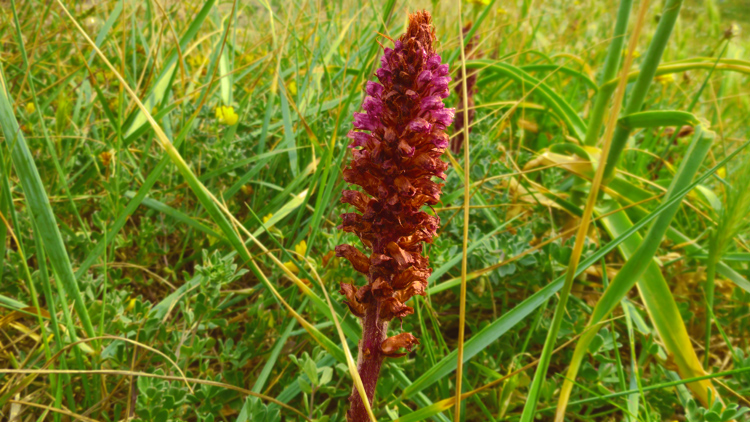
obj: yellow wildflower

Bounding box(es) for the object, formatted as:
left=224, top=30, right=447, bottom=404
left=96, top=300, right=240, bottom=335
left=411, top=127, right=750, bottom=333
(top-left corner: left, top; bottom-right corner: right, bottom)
left=283, top=261, right=299, bottom=274
left=100, top=150, right=113, bottom=167
left=187, top=53, right=206, bottom=68
left=466, top=0, right=490, bottom=4
left=656, top=73, right=675, bottom=85
left=262, top=213, right=273, bottom=224
left=724, top=23, right=740, bottom=40
left=25, top=102, right=35, bottom=114
left=294, top=240, right=307, bottom=256
left=622, top=49, right=641, bottom=58
left=215, top=105, right=238, bottom=125
left=288, top=80, right=297, bottom=96
left=240, top=185, right=253, bottom=196
left=240, top=53, right=257, bottom=66
left=108, top=97, right=119, bottom=112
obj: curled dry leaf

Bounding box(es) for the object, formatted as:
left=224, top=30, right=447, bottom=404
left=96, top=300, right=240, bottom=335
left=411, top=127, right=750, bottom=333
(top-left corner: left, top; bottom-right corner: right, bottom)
left=381, top=332, right=420, bottom=358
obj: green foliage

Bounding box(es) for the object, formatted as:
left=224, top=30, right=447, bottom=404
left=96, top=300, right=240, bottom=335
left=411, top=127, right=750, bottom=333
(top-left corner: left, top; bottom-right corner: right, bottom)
left=686, top=397, right=750, bottom=422
left=0, top=0, right=749, bottom=421
left=238, top=397, right=281, bottom=422
left=134, top=370, right=189, bottom=421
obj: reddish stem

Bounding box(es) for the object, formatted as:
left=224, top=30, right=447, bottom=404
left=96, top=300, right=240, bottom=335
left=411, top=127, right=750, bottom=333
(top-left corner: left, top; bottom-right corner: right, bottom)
left=347, top=300, right=388, bottom=422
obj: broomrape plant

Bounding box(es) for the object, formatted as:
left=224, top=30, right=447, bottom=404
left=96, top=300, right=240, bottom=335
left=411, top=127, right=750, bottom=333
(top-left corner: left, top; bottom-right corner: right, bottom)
left=334, top=10, right=454, bottom=421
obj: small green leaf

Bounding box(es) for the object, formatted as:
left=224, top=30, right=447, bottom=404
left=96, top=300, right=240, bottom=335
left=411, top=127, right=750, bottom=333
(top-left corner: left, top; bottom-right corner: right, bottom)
left=298, top=378, right=313, bottom=394
left=304, top=358, right=318, bottom=386
left=319, top=367, right=333, bottom=386
left=154, top=410, right=169, bottom=422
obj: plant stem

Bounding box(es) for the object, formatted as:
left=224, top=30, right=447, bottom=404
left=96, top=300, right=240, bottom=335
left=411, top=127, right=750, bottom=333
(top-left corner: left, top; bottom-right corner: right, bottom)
left=583, top=0, right=634, bottom=147
left=348, top=301, right=388, bottom=422
left=455, top=1, right=472, bottom=419
left=602, top=0, right=685, bottom=182
left=704, top=235, right=719, bottom=367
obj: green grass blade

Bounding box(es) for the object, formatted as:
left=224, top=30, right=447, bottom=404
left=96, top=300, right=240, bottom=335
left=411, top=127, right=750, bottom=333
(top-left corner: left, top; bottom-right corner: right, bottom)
left=0, top=63, right=95, bottom=340
left=446, top=0, right=498, bottom=64
left=599, top=58, right=750, bottom=93
left=278, top=79, right=298, bottom=177
left=75, top=119, right=194, bottom=279
left=537, top=149, right=750, bottom=294
left=123, top=0, right=215, bottom=138
left=123, top=191, right=225, bottom=240
left=519, top=64, right=599, bottom=91
left=10, top=0, right=90, bottom=244
left=85, top=0, right=123, bottom=66
left=467, top=59, right=587, bottom=140
left=251, top=301, right=307, bottom=394
left=617, top=110, right=701, bottom=130
left=0, top=294, right=26, bottom=310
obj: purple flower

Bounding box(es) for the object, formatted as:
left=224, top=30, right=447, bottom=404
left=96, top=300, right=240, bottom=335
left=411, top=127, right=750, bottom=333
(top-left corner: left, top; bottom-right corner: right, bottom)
left=432, top=108, right=456, bottom=129
left=352, top=112, right=379, bottom=131
left=417, top=70, right=432, bottom=86
left=408, top=117, right=431, bottom=133
left=375, top=68, right=392, bottom=84
left=420, top=95, right=444, bottom=111
left=365, top=81, right=384, bottom=97
left=432, top=76, right=451, bottom=91
left=346, top=131, right=373, bottom=148
left=435, top=63, right=449, bottom=76
left=362, top=96, right=384, bottom=117
left=426, top=54, right=441, bottom=69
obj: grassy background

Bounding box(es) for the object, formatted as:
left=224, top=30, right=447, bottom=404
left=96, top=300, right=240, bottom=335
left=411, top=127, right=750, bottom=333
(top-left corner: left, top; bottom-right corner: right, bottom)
left=0, top=0, right=749, bottom=421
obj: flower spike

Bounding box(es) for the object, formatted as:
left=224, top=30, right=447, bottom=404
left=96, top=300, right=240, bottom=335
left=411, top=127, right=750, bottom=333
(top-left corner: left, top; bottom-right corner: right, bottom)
left=335, top=10, right=453, bottom=421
